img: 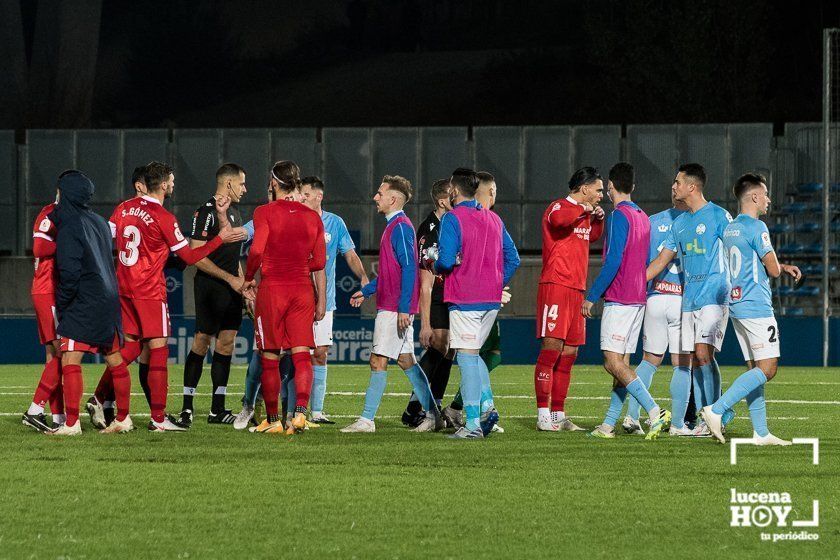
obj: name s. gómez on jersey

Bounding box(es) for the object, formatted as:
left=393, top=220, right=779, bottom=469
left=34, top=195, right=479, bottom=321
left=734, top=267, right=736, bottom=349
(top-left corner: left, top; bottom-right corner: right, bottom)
left=110, top=196, right=193, bottom=301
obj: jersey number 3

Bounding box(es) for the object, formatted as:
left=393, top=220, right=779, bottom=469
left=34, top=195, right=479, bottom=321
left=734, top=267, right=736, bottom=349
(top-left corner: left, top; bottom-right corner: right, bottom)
left=120, top=225, right=141, bottom=267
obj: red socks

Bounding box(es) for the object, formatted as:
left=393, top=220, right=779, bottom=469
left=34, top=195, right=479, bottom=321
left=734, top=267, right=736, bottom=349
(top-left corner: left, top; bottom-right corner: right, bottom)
left=111, top=361, right=131, bottom=421
left=147, top=346, right=169, bottom=423
left=534, top=349, right=561, bottom=409
left=292, top=351, right=313, bottom=409
left=260, top=356, right=280, bottom=418
left=33, top=356, right=61, bottom=409
left=62, top=364, right=83, bottom=427
left=94, top=368, right=113, bottom=404
left=551, top=353, right=577, bottom=412
left=121, top=339, right=142, bottom=364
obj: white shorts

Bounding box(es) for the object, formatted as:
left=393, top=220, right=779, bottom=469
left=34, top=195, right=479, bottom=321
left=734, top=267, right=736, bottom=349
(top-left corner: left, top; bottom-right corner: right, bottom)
left=732, top=316, right=780, bottom=362
left=642, top=295, right=685, bottom=355
left=449, top=309, right=499, bottom=350
left=600, top=304, right=644, bottom=355
left=372, top=310, right=415, bottom=360
left=681, top=304, right=729, bottom=353
left=313, top=311, right=334, bottom=347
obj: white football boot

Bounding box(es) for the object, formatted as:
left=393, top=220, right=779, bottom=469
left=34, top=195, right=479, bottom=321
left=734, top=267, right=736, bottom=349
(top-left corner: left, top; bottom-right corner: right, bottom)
left=100, top=415, right=134, bottom=434
left=753, top=432, right=792, bottom=446
left=340, top=418, right=376, bottom=433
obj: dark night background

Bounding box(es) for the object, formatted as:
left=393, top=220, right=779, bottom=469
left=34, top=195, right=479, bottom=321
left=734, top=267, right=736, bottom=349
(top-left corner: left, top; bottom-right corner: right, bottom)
left=1, top=0, right=839, bottom=130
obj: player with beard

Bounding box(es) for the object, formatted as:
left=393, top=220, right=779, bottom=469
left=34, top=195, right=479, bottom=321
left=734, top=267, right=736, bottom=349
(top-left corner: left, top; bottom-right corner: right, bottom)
left=179, top=164, right=248, bottom=427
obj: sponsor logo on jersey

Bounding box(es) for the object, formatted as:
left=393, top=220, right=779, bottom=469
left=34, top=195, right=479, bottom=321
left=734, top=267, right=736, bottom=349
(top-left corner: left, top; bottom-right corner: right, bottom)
left=653, top=280, right=682, bottom=295
left=573, top=226, right=591, bottom=240
left=731, top=286, right=742, bottom=300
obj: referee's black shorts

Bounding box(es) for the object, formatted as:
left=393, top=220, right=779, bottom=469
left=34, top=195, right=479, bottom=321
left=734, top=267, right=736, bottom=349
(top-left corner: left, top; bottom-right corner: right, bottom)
left=194, top=274, right=243, bottom=335
left=430, top=301, right=450, bottom=330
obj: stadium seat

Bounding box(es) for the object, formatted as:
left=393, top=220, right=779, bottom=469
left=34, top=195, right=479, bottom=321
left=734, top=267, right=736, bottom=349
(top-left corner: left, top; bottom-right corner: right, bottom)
left=832, top=222, right=840, bottom=232
left=769, top=223, right=792, bottom=234
left=777, top=285, right=795, bottom=297
left=805, top=243, right=823, bottom=253
left=784, top=307, right=805, bottom=316
left=794, top=286, right=820, bottom=297
left=795, top=222, right=820, bottom=233
left=778, top=243, right=804, bottom=254
left=796, top=182, right=822, bottom=193
left=780, top=202, right=808, bottom=214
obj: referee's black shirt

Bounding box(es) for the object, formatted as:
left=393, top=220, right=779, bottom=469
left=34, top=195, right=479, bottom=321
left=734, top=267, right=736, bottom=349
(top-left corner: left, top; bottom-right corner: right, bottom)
left=417, top=210, right=445, bottom=304
left=190, top=197, right=243, bottom=284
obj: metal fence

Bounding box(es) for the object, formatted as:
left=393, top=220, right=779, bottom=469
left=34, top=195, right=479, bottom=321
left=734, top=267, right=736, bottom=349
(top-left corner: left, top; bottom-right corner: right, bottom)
left=2, top=123, right=782, bottom=255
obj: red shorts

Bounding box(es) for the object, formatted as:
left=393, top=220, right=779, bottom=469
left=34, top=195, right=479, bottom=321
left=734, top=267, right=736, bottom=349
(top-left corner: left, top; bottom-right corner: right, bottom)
left=121, top=297, right=170, bottom=339
left=536, top=283, right=586, bottom=346
left=254, top=284, right=315, bottom=351
left=32, top=293, right=58, bottom=345
left=59, top=333, right=121, bottom=355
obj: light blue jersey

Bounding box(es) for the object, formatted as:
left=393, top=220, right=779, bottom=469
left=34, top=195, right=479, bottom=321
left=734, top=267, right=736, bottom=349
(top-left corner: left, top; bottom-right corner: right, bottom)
left=321, top=210, right=355, bottom=312
left=664, top=201, right=732, bottom=311
left=723, top=215, right=774, bottom=319
left=648, top=208, right=685, bottom=298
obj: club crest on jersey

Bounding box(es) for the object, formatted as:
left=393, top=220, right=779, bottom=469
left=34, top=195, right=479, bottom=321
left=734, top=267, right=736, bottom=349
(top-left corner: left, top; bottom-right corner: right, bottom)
left=658, top=224, right=669, bottom=232
left=547, top=322, right=556, bottom=331
left=696, top=223, right=706, bottom=235
left=731, top=286, right=742, bottom=300
left=325, top=232, right=332, bottom=243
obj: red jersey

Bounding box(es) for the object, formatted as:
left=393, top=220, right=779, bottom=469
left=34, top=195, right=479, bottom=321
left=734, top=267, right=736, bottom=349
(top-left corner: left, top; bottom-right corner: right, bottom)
left=109, top=196, right=192, bottom=300
left=539, top=196, right=605, bottom=291
left=245, top=200, right=326, bottom=285
left=31, top=203, right=58, bottom=295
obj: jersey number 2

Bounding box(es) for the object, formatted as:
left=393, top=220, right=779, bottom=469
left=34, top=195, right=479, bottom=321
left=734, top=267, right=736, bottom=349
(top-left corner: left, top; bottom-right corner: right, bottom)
left=120, top=225, right=141, bottom=267
left=767, top=325, right=777, bottom=343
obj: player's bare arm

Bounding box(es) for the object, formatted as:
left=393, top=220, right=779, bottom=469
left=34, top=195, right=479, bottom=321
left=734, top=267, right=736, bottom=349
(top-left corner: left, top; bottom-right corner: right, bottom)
left=344, top=249, right=369, bottom=285
left=646, top=248, right=676, bottom=281
left=313, top=269, right=327, bottom=322
left=761, top=250, right=802, bottom=281
left=418, top=268, right=435, bottom=348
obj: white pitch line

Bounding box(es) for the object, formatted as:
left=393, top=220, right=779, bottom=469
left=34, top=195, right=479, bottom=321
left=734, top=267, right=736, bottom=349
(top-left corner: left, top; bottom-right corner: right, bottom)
left=0, top=412, right=811, bottom=421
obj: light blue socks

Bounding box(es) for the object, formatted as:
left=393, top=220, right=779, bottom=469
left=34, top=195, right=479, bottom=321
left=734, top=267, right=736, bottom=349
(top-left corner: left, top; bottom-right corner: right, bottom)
left=244, top=351, right=262, bottom=407
left=626, top=377, right=657, bottom=415
left=627, top=360, right=657, bottom=420
left=669, top=365, right=692, bottom=429
left=746, top=385, right=769, bottom=437
left=311, top=364, right=328, bottom=413
left=603, top=385, right=628, bottom=426
left=361, top=371, right=388, bottom=420
left=457, top=353, right=482, bottom=431
left=404, top=364, right=435, bottom=412
left=711, top=367, right=766, bottom=415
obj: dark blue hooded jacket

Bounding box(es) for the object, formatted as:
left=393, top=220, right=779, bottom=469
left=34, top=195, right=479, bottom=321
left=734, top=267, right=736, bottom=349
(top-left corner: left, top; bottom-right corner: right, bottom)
left=50, top=172, right=122, bottom=348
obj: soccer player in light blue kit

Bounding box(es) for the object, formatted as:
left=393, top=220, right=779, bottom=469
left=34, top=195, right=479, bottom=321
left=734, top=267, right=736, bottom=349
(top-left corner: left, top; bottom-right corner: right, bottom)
left=622, top=192, right=694, bottom=436
left=647, top=163, right=732, bottom=433
left=301, top=177, right=370, bottom=423
left=702, top=173, right=800, bottom=445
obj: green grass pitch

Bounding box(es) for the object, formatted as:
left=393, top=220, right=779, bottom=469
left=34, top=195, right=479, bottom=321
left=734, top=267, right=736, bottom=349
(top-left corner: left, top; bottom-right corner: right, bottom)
left=0, top=363, right=837, bottom=559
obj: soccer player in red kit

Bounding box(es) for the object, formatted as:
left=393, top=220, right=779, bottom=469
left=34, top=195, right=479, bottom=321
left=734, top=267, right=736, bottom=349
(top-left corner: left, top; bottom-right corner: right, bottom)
left=534, top=167, right=605, bottom=432
left=21, top=174, right=72, bottom=432
left=244, top=160, right=326, bottom=435
left=94, top=161, right=241, bottom=432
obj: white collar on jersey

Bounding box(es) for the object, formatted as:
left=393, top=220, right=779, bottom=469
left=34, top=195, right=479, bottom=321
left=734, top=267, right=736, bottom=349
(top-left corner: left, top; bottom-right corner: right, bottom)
left=141, top=195, right=163, bottom=206
left=565, top=195, right=583, bottom=206
left=385, top=210, right=403, bottom=221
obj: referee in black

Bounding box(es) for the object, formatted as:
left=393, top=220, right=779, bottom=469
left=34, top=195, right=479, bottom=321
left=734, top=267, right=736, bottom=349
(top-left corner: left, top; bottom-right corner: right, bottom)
left=179, top=163, right=248, bottom=426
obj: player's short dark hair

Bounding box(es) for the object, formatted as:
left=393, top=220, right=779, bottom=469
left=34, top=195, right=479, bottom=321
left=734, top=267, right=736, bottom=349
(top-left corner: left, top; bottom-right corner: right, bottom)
left=430, top=179, right=449, bottom=203
left=144, top=161, right=174, bottom=192
left=568, top=167, right=602, bottom=192
left=678, top=163, right=706, bottom=189
left=609, top=162, right=634, bottom=194
left=301, top=176, right=324, bottom=191
left=216, top=162, right=245, bottom=182
left=58, top=169, right=80, bottom=179
left=131, top=165, right=146, bottom=186
left=450, top=167, right=479, bottom=198
left=383, top=175, right=412, bottom=202
left=733, top=172, right=767, bottom=200
left=476, top=171, right=495, bottom=184
left=271, top=160, right=301, bottom=193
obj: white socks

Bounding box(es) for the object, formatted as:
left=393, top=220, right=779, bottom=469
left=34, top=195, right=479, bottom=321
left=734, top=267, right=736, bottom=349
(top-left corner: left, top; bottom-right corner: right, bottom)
left=538, top=407, right=550, bottom=423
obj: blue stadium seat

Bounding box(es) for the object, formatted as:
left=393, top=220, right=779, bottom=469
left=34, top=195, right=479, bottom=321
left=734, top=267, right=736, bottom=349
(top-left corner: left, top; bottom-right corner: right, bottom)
left=769, top=223, right=792, bottom=234
left=796, top=182, right=822, bottom=193
left=794, top=286, right=820, bottom=297
left=778, top=243, right=804, bottom=254
left=777, top=285, right=795, bottom=297
left=795, top=222, right=820, bottom=233
left=832, top=183, right=840, bottom=192
left=805, top=243, right=823, bottom=253
left=832, top=222, right=840, bottom=232
left=780, top=202, right=808, bottom=214
left=784, top=307, right=805, bottom=316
